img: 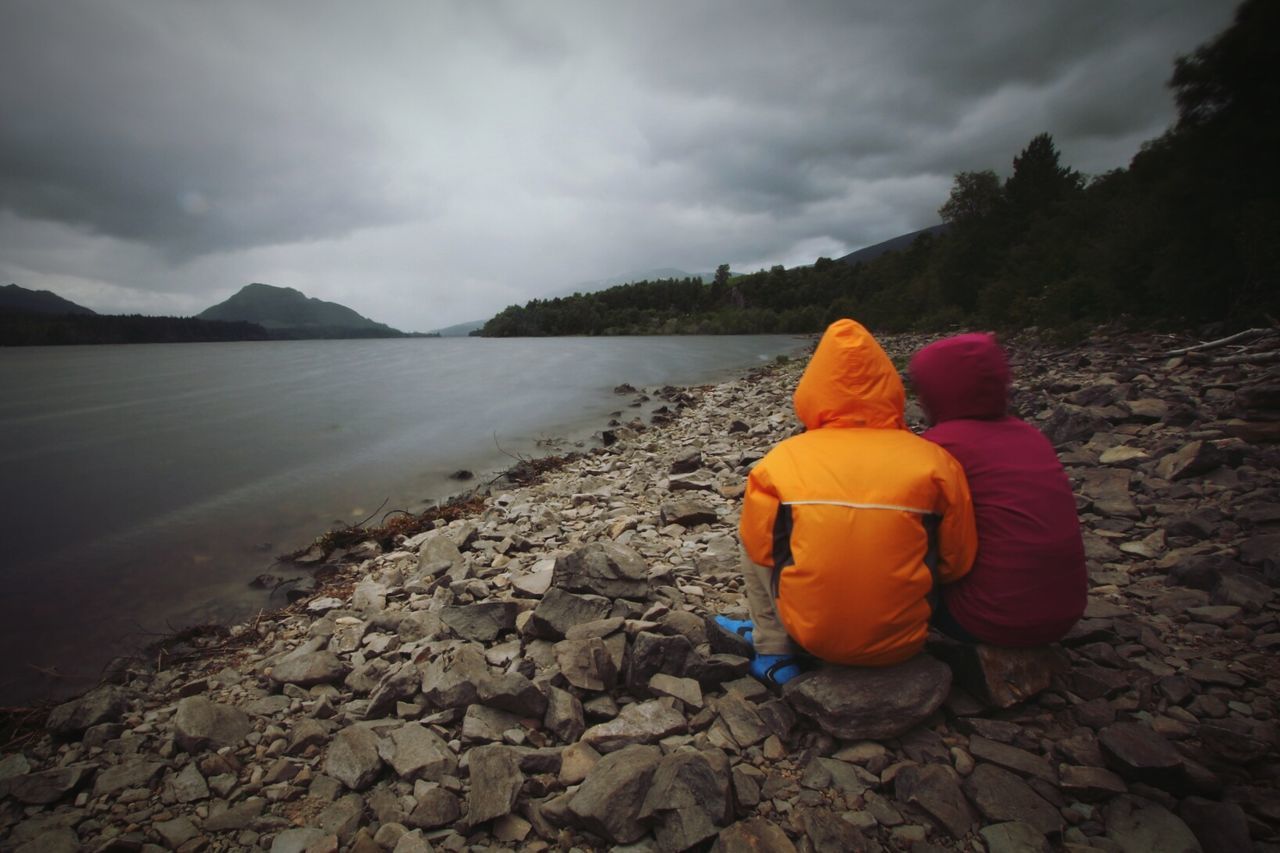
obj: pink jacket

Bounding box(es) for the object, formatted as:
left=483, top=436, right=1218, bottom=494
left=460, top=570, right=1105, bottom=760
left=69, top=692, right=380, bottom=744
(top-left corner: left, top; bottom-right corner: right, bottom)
left=910, top=333, right=1087, bottom=646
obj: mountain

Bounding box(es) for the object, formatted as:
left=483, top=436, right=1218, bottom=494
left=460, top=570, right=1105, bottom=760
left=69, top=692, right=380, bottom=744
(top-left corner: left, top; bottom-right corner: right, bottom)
left=0, top=283, right=97, bottom=316
left=837, top=224, right=948, bottom=266
left=430, top=320, right=485, bottom=337
left=197, top=283, right=402, bottom=336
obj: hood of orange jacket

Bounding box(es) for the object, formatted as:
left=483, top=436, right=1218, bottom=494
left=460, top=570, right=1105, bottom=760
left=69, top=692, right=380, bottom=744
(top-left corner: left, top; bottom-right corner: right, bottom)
left=794, top=319, right=905, bottom=431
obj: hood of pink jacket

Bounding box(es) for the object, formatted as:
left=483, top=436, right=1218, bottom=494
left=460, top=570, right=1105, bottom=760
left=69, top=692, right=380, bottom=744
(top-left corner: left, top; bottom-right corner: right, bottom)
left=909, top=333, right=1009, bottom=424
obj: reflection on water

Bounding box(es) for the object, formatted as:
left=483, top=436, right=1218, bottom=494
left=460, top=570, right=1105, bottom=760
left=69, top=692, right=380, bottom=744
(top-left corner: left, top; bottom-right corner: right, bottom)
left=0, top=335, right=804, bottom=703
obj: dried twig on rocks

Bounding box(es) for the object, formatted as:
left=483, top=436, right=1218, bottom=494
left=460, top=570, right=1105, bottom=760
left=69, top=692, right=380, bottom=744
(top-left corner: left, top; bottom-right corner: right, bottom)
left=1203, top=349, right=1280, bottom=366
left=1161, top=327, right=1269, bottom=356
left=0, top=704, right=51, bottom=751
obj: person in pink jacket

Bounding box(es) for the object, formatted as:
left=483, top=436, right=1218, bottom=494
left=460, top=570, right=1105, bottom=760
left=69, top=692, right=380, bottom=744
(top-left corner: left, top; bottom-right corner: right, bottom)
left=909, top=333, right=1087, bottom=646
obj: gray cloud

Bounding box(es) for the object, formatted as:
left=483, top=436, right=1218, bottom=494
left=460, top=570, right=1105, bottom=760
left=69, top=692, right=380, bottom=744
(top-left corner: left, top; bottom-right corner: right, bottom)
left=0, top=0, right=1239, bottom=329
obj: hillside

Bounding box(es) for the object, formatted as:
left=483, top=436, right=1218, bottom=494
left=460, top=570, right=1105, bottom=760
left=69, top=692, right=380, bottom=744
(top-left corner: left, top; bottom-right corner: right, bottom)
left=0, top=284, right=97, bottom=316
left=198, top=283, right=403, bottom=336
left=837, top=224, right=947, bottom=266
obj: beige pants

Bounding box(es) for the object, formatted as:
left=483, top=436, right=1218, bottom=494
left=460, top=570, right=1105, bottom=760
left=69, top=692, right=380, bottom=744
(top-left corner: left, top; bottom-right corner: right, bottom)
left=741, top=547, right=799, bottom=655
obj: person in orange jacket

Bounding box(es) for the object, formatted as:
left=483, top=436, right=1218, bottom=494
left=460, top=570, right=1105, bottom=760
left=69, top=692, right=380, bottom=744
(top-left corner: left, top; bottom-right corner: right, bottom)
left=722, top=318, right=978, bottom=685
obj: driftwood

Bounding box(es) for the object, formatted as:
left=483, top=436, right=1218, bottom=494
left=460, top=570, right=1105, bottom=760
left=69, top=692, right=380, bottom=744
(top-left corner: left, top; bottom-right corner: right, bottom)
left=1162, top=327, right=1270, bottom=356
left=1203, top=349, right=1280, bottom=366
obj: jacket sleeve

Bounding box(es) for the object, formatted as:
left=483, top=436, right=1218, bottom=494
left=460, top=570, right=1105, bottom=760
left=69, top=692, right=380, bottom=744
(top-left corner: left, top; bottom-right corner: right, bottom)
left=934, top=451, right=978, bottom=583
left=739, top=460, right=781, bottom=569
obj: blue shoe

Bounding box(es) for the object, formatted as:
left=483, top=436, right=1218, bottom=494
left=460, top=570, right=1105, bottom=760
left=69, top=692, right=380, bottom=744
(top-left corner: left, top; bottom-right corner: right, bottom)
left=750, top=654, right=801, bottom=687
left=714, top=615, right=754, bottom=645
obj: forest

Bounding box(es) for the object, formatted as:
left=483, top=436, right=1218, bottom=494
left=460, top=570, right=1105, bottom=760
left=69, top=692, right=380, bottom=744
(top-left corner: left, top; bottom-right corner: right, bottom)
left=0, top=314, right=430, bottom=346
left=479, top=0, right=1277, bottom=339
left=0, top=314, right=272, bottom=346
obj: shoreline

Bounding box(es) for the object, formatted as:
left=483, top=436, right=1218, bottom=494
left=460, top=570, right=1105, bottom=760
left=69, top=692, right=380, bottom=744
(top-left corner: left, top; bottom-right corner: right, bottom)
left=2, top=325, right=1278, bottom=851
left=0, top=335, right=810, bottom=709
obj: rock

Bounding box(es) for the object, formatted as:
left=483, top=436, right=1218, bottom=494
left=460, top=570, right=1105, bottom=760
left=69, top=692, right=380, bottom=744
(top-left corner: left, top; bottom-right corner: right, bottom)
left=173, top=696, right=251, bottom=753
left=462, top=704, right=523, bottom=742
left=567, top=744, right=663, bottom=844
left=1240, top=533, right=1280, bottom=568
left=1179, top=796, right=1251, bottom=853
left=649, top=673, right=703, bottom=708
left=582, top=698, right=688, bottom=752
left=967, top=736, right=1056, bottom=783
left=511, top=561, right=554, bottom=596
left=392, top=830, right=433, bottom=853
left=627, top=630, right=698, bottom=691
left=1156, top=440, right=1226, bottom=481
left=270, top=649, right=350, bottom=687
left=1081, top=468, right=1141, bottom=518
left=544, top=685, right=586, bottom=742
left=555, top=637, right=618, bottom=691
left=1058, top=764, right=1127, bottom=801
left=1165, top=555, right=1246, bottom=590
left=477, top=670, right=547, bottom=717
left=552, top=541, right=650, bottom=599
left=204, top=797, right=266, bottom=831
left=711, top=818, right=799, bottom=852
left=366, top=661, right=422, bottom=719
left=325, top=726, right=385, bottom=790
left=980, top=821, right=1052, bottom=853
left=930, top=643, right=1064, bottom=709
left=155, top=816, right=200, bottom=848
left=440, top=601, right=519, bottom=642
left=1212, top=572, right=1274, bottom=611
left=1099, top=722, right=1185, bottom=789
left=715, top=692, right=771, bottom=748
left=377, top=723, right=457, bottom=781
left=782, top=655, right=951, bottom=739
left=165, top=762, right=210, bottom=802
left=795, top=808, right=872, bottom=851
left=93, top=758, right=166, bottom=796
left=1041, top=405, right=1107, bottom=447
left=962, top=764, right=1063, bottom=836
left=638, top=748, right=734, bottom=851
left=660, top=499, right=718, bottom=527
left=45, top=684, right=128, bottom=735
left=526, top=587, right=613, bottom=640
left=466, top=744, right=523, bottom=825
left=669, top=448, right=703, bottom=474
left=1104, top=795, right=1203, bottom=853
left=1099, top=444, right=1151, bottom=465
left=5, top=764, right=94, bottom=805
left=407, top=787, right=461, bottom=829
left=353, top=578, right=388, bottom=611
left=287, top=717, right=333, bottom=755
left=318, top=793, right=366, bottom=842
left=417, top=531, right=463, bottom=568
left=668, top=472, right=717, bottom=492
left=271, top=827, right=333, bottom=853
left=894, top=763, right=977, bottom=838
left=420, top=644, right=488, bottom=708
left=1126, top=398, right=1170, bottom=422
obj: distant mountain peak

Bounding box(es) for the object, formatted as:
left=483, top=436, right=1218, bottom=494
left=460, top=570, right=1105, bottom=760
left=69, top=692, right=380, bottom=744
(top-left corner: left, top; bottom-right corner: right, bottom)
left=0, top=283, right=97, bottom=316
left=197, top=283, right=398, bottom=333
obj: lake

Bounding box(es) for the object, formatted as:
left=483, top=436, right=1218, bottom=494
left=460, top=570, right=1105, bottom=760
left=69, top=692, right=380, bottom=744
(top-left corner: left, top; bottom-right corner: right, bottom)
left=0, top=335, right=805, bottom=704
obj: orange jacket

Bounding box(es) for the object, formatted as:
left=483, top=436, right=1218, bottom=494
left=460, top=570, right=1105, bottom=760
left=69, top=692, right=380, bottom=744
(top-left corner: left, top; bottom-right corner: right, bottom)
left=739, top=320, right=978, bottom=665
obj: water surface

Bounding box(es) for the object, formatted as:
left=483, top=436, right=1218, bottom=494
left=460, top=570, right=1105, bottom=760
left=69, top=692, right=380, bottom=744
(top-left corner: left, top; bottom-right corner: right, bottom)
left=0, top=335, right=804, bottom=703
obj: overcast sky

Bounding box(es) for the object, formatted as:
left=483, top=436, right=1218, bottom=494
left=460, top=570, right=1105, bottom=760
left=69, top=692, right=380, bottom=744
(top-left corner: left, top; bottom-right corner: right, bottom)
left=0, top=1, right=1238, bottom=331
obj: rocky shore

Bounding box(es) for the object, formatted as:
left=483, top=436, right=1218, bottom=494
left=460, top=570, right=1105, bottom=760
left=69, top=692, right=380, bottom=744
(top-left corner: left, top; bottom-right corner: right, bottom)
left=2, top=326, right=1278, bottom=853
